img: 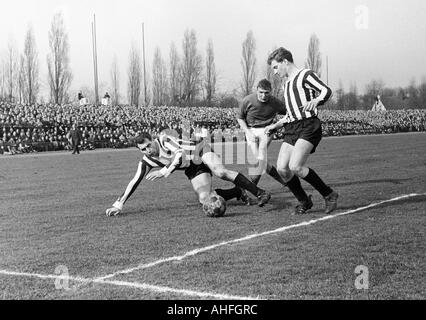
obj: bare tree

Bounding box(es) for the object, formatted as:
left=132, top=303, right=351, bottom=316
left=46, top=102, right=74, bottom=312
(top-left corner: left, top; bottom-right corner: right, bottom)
left=181, top=29, right=202, bottom=103
left=305, top=34, right=322, bottom=76
left=347, top=82, right=359, bottom=109
left=406, top=78, right=420, bottom=108
left=127, top=44, right=142, bottom=106
left=419, top=76, right=426, bottom=109
left=0, top=59, right=6, bottom=101
left=241, top=30, right=256, bottom=96
left=365, top=79, right=385, bottom=106
left=47, top=12, right=72, bottom=105
left=335, top=80, right=345, bottom=109
left=204, top=39, right=216, bottom=106
left=17, top=56, right=26, bottom=104
left=110, top=55, right=120, bottom=105
left=23, top=25, right=39, bottom=104
left=152, top=47, right=168, bottom=106
left=6, top=39, right=19, bottom=102
left=169, top=42, right=181, bottom=105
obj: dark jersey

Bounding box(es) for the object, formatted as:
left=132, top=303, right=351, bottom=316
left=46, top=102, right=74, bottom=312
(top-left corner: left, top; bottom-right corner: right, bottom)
left=237, top=93, right=286, bottom=128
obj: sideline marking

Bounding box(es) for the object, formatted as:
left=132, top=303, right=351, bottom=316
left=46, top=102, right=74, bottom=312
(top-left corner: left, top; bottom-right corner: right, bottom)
left=94, top=193, right=426, bottom=281
left=1, top=193, right=424, bottom=299
left=0, top=269, right=260, bottom=300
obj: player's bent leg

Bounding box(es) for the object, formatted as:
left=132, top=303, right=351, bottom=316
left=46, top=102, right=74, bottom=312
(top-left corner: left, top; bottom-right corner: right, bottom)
left=266, top=162, right=287, bottom=186
left=215, top=187, right=241, bottom=201
left=201, top=151, right=238, bottom=181
left=288, top=139, right=312, bottom=179
left=250, top=130, right=269, bottom=179
left=246, top=136, right=262, bottom=184
left=201, top=151, right=271, bottom=207
left=290, top=139, right=338, bottom=214
left=278, top=142, right=312, bottom=214
left=190, top=172, right=213, bottom=205
left=276, top=142, right=294, bottom=182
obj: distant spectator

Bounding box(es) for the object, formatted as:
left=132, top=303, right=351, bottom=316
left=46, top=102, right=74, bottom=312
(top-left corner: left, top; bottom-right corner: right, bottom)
left=66, top=123, right=83, bottom=155
left=0, top=101, right=425, bottom=155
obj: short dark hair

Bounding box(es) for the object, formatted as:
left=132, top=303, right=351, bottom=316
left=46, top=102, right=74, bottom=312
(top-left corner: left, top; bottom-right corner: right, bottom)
left=257, top=79, right=272, bottom=91
left=134, top=132, right=152, bottom=144
left=267, top=47, right=294, bottom=65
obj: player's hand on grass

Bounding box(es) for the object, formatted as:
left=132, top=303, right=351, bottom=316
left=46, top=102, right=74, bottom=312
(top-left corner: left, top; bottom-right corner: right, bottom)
left=146, top=170, right=165, bottom=181
left=302, top=99, right=320, bottom=112
left=106, top=207, right=121, bottom=217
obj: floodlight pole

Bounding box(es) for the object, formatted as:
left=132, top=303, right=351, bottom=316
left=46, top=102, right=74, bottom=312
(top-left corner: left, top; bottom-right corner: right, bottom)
left=92, top=14, right=99, bottom=106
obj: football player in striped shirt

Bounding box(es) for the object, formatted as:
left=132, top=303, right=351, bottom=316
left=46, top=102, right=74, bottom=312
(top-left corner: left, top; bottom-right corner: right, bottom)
left=105, top=132, right=271, bottom=216
left=265, top=47, right=338, bottom=215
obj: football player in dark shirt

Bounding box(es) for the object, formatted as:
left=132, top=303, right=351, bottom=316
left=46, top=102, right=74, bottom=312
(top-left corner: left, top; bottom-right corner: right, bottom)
left=237, top=79, right=288, bottom=187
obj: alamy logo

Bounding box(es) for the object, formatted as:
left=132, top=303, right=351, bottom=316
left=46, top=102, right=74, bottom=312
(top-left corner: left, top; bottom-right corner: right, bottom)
left=355, top=5, right=369, bottom=30
left=354, top=265, right=369, bottom=289
left=54, top=265, right=76, bottom=291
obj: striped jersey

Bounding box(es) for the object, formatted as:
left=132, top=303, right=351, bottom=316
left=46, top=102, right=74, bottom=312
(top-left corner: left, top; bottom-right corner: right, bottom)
left=113, top=134, right=206, bottom=207
left=141, top=133, right=203, bottom=171
left=283, top=69, right=332, bottom=122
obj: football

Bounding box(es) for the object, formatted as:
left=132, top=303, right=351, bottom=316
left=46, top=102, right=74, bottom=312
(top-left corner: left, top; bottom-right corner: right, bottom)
left=202, top=195, right=226, bottom=217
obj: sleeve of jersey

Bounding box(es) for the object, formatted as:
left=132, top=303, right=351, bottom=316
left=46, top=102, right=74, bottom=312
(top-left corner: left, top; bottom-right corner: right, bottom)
left=112, top=160, right=151, bottom=210
left=236, top=98, right=247, bottom=120
left=159, top=150, right=183, bottom=177
left=305, top=71, right=333, bottom=106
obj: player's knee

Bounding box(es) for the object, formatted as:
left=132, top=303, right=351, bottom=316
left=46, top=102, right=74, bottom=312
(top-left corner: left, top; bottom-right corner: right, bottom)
left=212, top=167, right=228, bottom=180
left=277, top=167, right=292, bottom=179
left=198, top=192, right=210, bottom=204
left=289, top=163, right=304, bottom=177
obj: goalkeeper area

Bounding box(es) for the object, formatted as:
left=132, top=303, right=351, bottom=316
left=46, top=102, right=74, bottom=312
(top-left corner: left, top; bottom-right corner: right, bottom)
left=0, top=132, right=425, bottom=299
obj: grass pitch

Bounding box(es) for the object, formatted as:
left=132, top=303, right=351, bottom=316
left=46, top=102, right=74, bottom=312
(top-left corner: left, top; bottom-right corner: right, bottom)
left=0, top=133, right=425, bottom=299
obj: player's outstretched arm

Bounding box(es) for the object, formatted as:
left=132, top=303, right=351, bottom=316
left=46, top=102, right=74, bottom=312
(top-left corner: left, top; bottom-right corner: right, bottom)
left=106, top=160, right=152, bottom=216
left=145, top=150, right=183, bottom=181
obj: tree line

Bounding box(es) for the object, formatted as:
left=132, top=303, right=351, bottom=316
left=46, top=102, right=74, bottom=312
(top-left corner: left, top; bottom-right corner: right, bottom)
left=1, top=12, right=424, bottom=109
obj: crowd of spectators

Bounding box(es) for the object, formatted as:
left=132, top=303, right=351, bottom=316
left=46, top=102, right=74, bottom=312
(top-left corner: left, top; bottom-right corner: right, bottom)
left=1, top=101, right=425, bottom=155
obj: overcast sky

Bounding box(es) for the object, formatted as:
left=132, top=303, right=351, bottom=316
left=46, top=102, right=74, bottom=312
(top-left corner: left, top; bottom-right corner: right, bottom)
left=1, top=0, right=426, bottom=99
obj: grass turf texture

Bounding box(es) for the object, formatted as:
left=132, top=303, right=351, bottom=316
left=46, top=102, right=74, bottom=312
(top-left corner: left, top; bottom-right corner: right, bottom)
left=0, top=132, right=425, bottom=299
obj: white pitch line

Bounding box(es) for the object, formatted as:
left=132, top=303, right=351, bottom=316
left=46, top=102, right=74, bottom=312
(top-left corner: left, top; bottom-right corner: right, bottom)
left=0, top=269, right=260, bottom=300
left=94, top=193, right=426, bottom=282
left=2, top=193, right=424, bottom=299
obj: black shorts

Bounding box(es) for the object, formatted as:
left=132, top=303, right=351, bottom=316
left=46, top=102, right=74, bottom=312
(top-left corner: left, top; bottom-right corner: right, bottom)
left=184, top=138, right=213, bottom=180
left=283, top=117, right=322, bottom=153
left=184, top=161, right=212, bottom=180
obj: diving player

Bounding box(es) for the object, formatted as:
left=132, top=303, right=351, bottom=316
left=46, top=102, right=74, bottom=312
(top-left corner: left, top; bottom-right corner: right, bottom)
left=105, top=132, right=271, bottom=216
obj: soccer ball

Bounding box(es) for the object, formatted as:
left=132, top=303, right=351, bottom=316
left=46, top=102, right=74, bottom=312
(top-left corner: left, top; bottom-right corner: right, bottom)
left=202, top=195, right=226, bottom=217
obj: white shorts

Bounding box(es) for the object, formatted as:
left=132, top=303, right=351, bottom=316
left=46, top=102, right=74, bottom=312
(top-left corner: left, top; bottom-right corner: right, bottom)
left=246, top=127, right=272, bottom=161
